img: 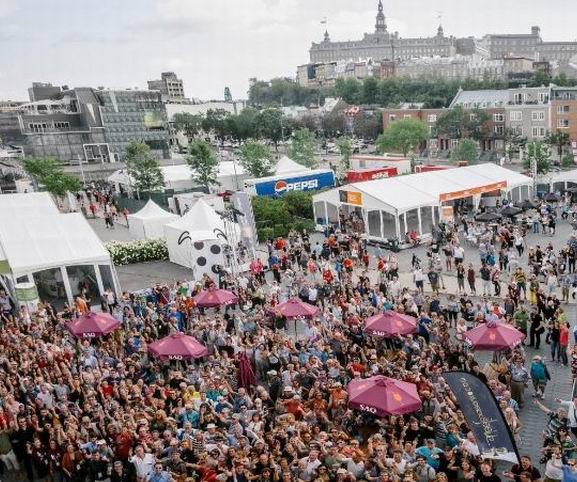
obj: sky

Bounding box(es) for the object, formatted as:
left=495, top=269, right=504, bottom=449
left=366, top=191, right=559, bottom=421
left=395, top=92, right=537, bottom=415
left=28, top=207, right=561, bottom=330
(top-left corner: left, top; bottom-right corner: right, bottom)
left=2, top=0, right=577, bottom=102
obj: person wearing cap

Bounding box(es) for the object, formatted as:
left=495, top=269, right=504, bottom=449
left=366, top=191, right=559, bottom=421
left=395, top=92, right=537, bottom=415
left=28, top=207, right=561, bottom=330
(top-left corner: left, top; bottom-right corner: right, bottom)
left=415, top=439, right=443, bottom=470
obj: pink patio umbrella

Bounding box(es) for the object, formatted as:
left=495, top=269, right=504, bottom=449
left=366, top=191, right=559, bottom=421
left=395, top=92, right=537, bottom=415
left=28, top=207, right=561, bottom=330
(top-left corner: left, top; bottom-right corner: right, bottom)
left=148, top=332, right=208, bottom=361
left=464, top=319, right=525, bottom=351
left=193, top=288, right=238, bottom=308
left=348, top=376, right=422, bottom=416
left=67, top=312, right=120, bottom=338
left=272, top=298, right=320, bottom=319
left=364, top=311, right=417, bottom=337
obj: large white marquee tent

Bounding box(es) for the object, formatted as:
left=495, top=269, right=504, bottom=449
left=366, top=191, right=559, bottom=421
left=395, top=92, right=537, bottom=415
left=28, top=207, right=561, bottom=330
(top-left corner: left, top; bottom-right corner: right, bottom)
left=127, top=199, right=179, bottom=240
left=0, top=193, right=119, bottom=307
left=312, top=163, right=533, bottom=240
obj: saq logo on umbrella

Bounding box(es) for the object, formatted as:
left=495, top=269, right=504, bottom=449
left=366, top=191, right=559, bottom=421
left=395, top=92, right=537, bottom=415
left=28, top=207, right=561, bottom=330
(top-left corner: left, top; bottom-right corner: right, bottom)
left=274, top=178, right=319, bottom=194
left=359, top=404, right=377, bottom=414
left=168, top=355, right=184, bottom=360
left=82, top=332, right=96, bottom=338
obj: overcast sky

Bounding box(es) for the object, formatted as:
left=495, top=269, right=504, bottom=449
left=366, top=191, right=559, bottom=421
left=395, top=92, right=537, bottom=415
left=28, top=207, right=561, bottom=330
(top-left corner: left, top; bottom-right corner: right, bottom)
left=2, top=0, right=577, bottom=102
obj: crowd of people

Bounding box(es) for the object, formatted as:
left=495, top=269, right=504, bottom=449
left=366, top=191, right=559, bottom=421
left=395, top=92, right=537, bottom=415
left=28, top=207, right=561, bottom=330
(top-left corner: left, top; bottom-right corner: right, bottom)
left=1, top=199, right=577, bottom=482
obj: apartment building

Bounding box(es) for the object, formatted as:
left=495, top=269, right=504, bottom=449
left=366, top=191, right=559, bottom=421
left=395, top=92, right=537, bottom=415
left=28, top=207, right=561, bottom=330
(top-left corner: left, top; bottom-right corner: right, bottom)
left=550, top=87, right=577, bottom=141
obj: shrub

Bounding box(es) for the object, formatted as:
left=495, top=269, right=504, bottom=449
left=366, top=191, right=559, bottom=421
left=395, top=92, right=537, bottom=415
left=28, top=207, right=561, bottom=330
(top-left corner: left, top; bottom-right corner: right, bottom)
left=106, top=239, right=168, bottom=266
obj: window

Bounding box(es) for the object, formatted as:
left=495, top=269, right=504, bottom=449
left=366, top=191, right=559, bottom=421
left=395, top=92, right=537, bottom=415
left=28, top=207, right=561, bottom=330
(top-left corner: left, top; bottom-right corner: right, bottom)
left=28, top=122, right=48, bottom=132
left=495, top=140, right=505, bottom=149
left=389, top=114, right=396, bottom=122
left=493, top=113, right=504, bottom=122
left=531, top=111, right=545, bottom=121
left=53, top=121, right=70, bottom=129
left=427, top=114, right=437, bottom=122
left=538, top=92, right=549, bottom=103
left=469, top=113, right=477, bottom=121
left=494, top=125, right=504, bottom=135
left=558, top=119, right=570, bottom=128
left=557, top=105, right=570, bottom=114
left=512, top=126, right=524, bottom=136
left=514, top=93, right=523, bottom=104
left=509, top=111, right=522, bottom=121
left=429, top=139, right=438, bottom=148
left=532, top=126, right=546, bottom=137
left=450, top=139, right=459, bottom=148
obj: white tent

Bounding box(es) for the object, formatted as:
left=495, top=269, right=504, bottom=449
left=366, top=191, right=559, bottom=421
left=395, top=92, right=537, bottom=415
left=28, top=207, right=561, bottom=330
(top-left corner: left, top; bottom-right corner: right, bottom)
left=164, top=200, right=227, bottom=276
left=108, top=162, right=247, bottom=193
left=312, top=163, right=533, bottom=239
left=0, top=194, right=120, bottom=308
left=127, top=199, right=179, bottom=240
left=275, top=155, right=308, bottom=175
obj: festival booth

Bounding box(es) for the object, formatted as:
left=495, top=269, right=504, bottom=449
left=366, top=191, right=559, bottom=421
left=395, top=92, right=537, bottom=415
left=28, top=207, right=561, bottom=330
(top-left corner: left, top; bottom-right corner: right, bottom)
left=312, top=163, right=533, bottom=241
left=164, top=199, right=232, bottom=278
left=538, top=169, right=577, bottom=197
left=109, top=162, right=247, bottom=194
left=0, top=193, right=120, bottom=310
left=127, top=199, right=179, bottom=240
left=244, top=155, right=335, bottom=196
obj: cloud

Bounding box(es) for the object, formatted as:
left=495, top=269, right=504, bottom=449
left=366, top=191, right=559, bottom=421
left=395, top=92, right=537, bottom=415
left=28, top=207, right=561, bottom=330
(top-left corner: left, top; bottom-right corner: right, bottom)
left=0, top=0, right=16, bottom=18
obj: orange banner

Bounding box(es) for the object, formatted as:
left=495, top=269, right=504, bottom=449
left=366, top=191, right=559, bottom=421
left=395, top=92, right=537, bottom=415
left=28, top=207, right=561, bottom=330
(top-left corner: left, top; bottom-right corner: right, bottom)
left=439, top=181, right=507, bottom=203
left=339, top=190, right=363, bottom=206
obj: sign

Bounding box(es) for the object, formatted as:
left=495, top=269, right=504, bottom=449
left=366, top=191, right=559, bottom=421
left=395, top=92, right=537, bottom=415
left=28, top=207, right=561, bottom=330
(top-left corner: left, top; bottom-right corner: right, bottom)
left=168, top=355, right=184, bottom=360
left=444, top=372, right=520, bottom=463
left=254, top=171, right=335, bottom=196
left=82, top=333, right=96, bottom=338
left=339, top=190, right=363, bottom=206
left=439, top=181, right=508, bottom=203
left=441, top=206, right=454, bottom=222
left=346, top=167, right=398, bottom=182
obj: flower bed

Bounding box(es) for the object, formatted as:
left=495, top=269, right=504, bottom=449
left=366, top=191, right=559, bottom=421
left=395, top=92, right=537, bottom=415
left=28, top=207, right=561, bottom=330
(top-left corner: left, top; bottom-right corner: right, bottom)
left=106, top=239, right=169, bottom=266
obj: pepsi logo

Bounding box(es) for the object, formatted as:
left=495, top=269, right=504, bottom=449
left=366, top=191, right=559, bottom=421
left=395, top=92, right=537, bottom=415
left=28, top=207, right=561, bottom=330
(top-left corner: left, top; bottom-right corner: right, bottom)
left=273, top=179, right=319, bottom=194
left=274, top=180, right=288, bottom=193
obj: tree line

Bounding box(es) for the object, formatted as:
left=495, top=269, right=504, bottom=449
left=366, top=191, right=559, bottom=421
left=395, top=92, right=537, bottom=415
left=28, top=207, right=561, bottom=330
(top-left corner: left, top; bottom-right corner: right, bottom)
left=248, top=73, right=577, bottom=108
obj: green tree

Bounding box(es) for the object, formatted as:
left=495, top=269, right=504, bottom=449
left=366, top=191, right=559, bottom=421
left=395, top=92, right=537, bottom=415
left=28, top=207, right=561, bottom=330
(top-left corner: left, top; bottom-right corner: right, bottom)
left=504, top=128, right=528, bottom=161
left=524, top=141, right=551, bottom=175
left=450, top=138, right=478, bottom=164
left=237, top=140, right=274, bottom=178
left=434, top=106, right=489, bottom=140
left=23, top=157, right=82, bottom=195
left=545, top=130, right=571, bottom=157
left=361, top=77, right=379, bottom=104
left=376, top=118, right=429, bottom=156
left=186, top=139, right=220, bottom=190
left=562, top=153, right=575, bottom=168
left=353, top=112, right=383, bottom=140
left=224, top=86, right=233, bottom=102
left=23, top=158, right=60, bottom=180
left=202, top=109, right=230, bottom=145
left=173, top=113, right=204, bottom=142
left=124, top=142, right=165, bottom=193
left=41, top=172, right=82, bottom=196
left=288, top=128, right=317, bottom=168
left=256, top=109, right=287, bottom=150
left=232, top=108, right=260, bottom=141
left=336, top=136, right=353, bottom=170
left=335, top=78, right=361, bottom=104
left=283, top=192, right=314, bottom=219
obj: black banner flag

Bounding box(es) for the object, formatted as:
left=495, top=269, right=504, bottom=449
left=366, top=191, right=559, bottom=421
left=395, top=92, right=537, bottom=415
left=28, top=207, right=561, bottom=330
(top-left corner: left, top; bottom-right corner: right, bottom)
left=444, top=371, right=520, bottom=464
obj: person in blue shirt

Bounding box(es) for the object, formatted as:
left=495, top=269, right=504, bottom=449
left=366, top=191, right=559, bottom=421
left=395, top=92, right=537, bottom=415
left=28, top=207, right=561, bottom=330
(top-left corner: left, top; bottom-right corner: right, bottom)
left=563, top=459, right=577, bottom=482
left=147, top=463, right=171, bottom=482
left=415, top=439, right=443, bottom=470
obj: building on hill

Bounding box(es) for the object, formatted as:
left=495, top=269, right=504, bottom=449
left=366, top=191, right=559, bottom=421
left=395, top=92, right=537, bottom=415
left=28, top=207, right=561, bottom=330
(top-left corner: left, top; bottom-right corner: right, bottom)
left=309, top=1, right=457, bottom=63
